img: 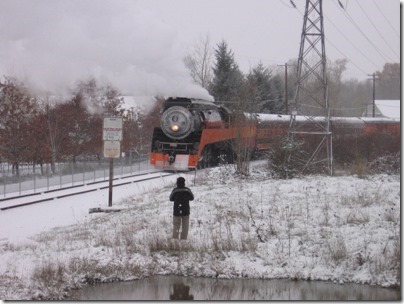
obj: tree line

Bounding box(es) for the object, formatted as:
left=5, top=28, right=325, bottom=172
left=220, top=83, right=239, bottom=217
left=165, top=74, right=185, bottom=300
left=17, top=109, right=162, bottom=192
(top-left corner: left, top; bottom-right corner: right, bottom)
left=0, top=37, right=399, bottom=177
left=185, top=37, right=400, bottom=116
left=0, top=77, right=162, bottom=177
left=185, top=37, right=399, bottom=175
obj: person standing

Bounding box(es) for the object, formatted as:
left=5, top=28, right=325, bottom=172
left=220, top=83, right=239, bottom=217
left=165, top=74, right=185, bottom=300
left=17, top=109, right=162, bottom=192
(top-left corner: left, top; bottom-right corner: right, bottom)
left=170, top=177, right=194, bottom=240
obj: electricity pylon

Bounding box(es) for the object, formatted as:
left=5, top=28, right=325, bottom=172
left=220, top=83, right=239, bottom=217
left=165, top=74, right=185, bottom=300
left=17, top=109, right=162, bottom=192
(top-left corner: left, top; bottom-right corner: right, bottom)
left=289, top=0, right=333, bottom=175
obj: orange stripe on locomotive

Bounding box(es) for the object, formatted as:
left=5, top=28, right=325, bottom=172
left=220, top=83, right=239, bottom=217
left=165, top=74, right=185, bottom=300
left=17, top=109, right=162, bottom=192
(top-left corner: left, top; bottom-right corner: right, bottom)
left=150, top=98, right=400, bottom=171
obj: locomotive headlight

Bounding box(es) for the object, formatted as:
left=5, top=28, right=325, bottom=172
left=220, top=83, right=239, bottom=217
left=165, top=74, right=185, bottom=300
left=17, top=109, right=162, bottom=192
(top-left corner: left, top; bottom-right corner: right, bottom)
left=161, top=106, right=194, bottom=139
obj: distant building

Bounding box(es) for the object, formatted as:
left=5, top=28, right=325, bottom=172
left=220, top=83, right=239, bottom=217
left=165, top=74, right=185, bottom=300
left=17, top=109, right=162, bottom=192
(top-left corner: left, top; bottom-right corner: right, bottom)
left=362, top=100, right=400, bottom=120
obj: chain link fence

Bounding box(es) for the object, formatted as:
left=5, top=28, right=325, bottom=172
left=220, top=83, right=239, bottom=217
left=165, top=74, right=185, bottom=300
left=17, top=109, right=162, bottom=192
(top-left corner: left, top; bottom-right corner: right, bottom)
left=0, top=154, right=154, bottom=198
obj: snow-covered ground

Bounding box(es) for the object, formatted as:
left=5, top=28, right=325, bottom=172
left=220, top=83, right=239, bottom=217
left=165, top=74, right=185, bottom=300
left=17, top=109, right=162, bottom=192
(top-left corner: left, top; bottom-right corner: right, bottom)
left=0, top=161, right=400, bottom=300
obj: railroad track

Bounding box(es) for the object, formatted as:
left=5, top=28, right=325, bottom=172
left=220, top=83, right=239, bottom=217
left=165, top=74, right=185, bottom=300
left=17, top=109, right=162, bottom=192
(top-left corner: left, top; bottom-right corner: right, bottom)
left=0, top=171, right=175, bottom=211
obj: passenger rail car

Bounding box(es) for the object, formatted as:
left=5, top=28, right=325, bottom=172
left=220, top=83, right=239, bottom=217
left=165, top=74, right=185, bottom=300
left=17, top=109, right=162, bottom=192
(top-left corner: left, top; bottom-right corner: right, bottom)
left=150, top=97, right=400, bottom=171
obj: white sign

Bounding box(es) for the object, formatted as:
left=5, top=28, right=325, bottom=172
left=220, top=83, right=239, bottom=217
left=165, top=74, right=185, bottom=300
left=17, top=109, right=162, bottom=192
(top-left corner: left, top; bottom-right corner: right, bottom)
left=103, top=141, right=121, bottom=158
left=103, top=117, right=123, bottom=141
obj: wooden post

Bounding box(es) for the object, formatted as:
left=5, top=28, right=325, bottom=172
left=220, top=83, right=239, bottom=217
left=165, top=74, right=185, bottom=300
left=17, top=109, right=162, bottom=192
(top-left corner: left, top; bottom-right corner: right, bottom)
left=372, top=73, right=376, bottom=118
left=278, top=62, right=291, bottom=114
left=108, top=158, right=113, bottom=207
left=103, top=116, right=122, bottom=208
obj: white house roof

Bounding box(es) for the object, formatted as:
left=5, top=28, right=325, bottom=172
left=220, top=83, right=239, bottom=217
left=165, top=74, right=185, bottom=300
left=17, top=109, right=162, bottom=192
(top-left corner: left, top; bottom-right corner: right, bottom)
left=363, top=100, right=400, bottom=119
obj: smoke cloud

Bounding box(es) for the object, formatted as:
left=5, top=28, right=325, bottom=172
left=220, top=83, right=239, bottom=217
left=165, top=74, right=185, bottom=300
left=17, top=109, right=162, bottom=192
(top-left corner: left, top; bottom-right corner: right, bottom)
left=0, top=0, right=213, bottom=106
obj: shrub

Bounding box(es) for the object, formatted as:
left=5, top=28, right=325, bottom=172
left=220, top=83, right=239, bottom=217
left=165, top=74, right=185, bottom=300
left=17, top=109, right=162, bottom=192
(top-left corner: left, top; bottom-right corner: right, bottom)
left=326, top=235, right=347, bottom=263
left=368, top=152, right=400, bottom=175
left=353, top=154, right=367, bottom=177
left=31, top=262, right=67, bottom=300
left=267, top=137, right=309, bottom=179
left=332, top=131, right=400, bottom=175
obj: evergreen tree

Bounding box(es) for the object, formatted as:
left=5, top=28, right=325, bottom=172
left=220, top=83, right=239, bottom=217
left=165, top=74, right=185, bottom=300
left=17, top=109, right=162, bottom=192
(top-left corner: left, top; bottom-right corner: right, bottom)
left=246, top=63, right=272, bottom=112
left=209, top=40, right=244, bottom=104
left=246, top=63, right=284, bottom=113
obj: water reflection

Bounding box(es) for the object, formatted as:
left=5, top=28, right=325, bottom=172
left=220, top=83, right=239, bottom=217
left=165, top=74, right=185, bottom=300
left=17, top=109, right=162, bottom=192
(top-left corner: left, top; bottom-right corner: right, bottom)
left=169, top=283, right=194, bottom=300
left=71, top=275, right=400, bottom=301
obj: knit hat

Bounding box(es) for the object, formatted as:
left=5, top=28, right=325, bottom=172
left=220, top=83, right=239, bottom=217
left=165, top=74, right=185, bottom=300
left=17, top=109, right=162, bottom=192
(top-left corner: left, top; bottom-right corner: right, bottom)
left=177, top=177, right=185, bottom=187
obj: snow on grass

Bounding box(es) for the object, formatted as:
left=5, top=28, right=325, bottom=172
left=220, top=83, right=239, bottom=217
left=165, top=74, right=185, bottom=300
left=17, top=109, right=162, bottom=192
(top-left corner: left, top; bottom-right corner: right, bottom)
left=0, top=165, right=400, bottom=299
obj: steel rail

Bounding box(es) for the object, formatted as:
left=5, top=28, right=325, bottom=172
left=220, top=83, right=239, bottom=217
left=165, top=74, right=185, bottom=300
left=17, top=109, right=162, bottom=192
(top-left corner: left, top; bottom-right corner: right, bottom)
left=0, top=171, right=174, bottom=211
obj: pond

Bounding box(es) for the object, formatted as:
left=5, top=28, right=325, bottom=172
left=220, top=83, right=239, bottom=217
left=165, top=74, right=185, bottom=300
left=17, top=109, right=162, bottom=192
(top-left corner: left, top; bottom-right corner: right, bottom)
left=70, top=275, right=400, bottom=301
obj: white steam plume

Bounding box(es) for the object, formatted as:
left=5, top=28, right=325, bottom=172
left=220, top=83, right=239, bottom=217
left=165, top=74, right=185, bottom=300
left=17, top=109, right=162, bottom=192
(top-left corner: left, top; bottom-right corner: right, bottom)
left=0, top=0, right=213, bottom=107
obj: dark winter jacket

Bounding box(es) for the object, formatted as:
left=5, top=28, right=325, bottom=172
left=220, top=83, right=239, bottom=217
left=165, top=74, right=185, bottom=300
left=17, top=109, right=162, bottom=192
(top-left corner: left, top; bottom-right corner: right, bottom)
left=170, top=186, right=194, bottom=216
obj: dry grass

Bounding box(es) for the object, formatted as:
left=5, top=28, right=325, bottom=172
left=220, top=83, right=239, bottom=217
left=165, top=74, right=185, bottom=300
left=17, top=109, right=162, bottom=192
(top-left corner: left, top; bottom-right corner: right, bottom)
left=14, top=171, right=399, bottom=299
left=346, top=209, right=370, bottom=225
left=326, top=235, right=348, bottom=263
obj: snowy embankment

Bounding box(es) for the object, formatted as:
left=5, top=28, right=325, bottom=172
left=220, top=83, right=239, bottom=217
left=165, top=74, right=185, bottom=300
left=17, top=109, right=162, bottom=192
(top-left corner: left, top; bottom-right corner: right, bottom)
left=0, top=164, right=400, bottom=300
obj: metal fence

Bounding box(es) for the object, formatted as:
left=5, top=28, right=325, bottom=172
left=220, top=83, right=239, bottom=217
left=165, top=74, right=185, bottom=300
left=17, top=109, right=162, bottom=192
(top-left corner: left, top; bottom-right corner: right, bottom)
left=0, top=155, right=154, bottom=198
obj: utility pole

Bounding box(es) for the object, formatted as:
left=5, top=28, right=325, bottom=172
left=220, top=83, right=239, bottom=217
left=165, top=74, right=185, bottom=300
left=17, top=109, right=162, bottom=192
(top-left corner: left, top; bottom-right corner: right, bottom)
left=368, top=73, right=377, bottom=117
left=278, top=62, right=290, bottom=114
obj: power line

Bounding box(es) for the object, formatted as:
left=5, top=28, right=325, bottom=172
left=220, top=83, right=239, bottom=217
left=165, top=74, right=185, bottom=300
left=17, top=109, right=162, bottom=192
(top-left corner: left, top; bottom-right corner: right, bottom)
left=287, top=0, right=396, bottom=79
left=372, top=0, right=400, bottom=39
left=332, top=0, right=395, bottom=63
left=323, top=12, right=380, bottom=71
left=293, top=3, right=365, bottom=67
left=324, top=38, right=369, bottom=76
left=292, top=1, right=374, bottom=77
left=277, top=0, right=296, bottom=9
left=356, top=0, right=399, bottom=59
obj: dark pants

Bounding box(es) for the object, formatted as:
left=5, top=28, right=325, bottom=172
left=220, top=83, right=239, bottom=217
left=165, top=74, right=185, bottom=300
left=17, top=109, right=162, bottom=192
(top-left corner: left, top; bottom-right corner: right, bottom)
left=173, top=215, right=189, bottom=240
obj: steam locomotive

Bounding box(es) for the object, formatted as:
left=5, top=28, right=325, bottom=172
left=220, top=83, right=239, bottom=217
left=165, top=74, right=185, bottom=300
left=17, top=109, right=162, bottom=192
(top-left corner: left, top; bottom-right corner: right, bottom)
left=149, top=97, right=400, bottom=171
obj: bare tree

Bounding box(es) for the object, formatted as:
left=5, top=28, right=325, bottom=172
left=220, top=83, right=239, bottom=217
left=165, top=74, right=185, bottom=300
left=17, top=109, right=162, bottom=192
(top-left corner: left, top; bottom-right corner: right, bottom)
left=183, top=34, right=213, bottom=89
left=0, top=77, right=38, bottom=176
left=376, top=63, right=400, bottom=99
left=231, top=89, right=255, bottom=176
left=42, top=98, right=71, bottom=174
left=327, top=58, right=348, bottom=116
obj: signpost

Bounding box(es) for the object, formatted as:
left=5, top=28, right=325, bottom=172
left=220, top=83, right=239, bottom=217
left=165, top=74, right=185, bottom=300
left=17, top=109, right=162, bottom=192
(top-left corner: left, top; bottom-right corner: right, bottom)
left=103, top=117, right=123, bottom=207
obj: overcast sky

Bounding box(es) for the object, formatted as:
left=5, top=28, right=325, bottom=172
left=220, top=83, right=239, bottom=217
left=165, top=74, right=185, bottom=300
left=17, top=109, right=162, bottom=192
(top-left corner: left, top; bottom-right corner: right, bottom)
left=0, top=0, right=400, bottom=101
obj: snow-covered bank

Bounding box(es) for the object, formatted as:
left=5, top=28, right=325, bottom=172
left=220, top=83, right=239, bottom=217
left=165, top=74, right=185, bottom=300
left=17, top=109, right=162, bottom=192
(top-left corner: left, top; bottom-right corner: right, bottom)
left=0, top=165, right=400, bottom=300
